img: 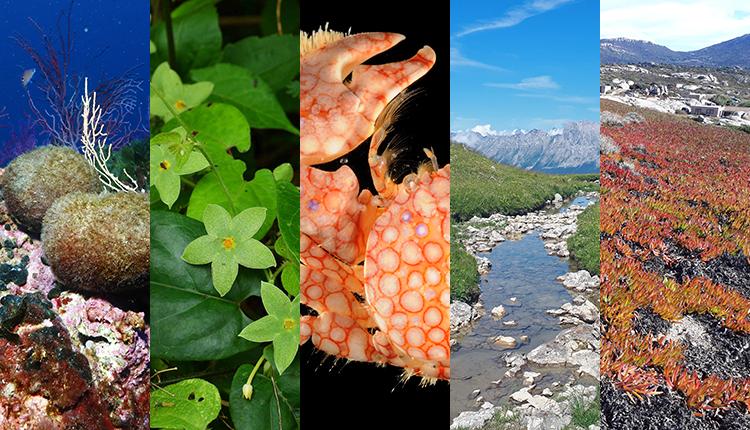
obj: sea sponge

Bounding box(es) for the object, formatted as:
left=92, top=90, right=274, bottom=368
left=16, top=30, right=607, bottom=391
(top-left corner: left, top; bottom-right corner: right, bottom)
left=41, top=192, right=149, bottom=293
left=0, top=146, right=102, bottom=234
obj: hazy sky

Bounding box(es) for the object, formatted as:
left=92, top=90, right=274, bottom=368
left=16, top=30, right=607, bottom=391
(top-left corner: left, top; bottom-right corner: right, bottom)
left=601, top=0, right=750, bottom=51
left=451, top=0, right=599, bottom=132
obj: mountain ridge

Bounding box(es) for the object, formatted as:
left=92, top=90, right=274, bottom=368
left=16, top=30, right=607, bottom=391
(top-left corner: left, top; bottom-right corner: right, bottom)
left=601, top=34, right=750, bottom=68
left=450, top=121, right=599, bottom=174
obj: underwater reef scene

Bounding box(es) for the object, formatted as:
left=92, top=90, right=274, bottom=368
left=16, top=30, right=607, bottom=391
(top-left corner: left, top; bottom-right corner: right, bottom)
left=148, top=0, right=300, bottom=429
left=0, top=1, right=150, bottom=429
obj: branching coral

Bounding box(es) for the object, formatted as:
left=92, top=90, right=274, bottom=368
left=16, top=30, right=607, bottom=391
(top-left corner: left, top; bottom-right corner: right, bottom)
left=80, top=78, right=140, bottom=192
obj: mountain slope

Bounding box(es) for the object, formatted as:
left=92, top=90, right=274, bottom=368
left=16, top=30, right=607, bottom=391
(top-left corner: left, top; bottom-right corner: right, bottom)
left=689, top=34, right=750, bottom=68
left=450, top=143, right=598, bottom=220
left=450, top=121, right=599, bottom=173
left=601, top=34, right=750, bottom=68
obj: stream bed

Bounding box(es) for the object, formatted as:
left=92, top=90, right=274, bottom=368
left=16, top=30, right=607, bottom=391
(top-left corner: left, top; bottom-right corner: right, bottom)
left=451, top=196, right=597, bottom=421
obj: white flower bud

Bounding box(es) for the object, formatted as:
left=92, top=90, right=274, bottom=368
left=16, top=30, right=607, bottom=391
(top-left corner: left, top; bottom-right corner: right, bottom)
left=242, top=383, right=253, bottom=400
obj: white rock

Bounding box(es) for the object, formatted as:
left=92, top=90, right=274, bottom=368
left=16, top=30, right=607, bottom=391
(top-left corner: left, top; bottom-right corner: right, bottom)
left=510, top=387, right=533, bottom=403
left=493, top=335, right=517, bottom=348
left=491, top=305, right=506, bottom=319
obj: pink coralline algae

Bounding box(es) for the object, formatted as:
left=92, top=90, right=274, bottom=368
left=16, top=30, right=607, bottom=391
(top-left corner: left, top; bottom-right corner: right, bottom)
left=0, top=169, right=149, bottom=429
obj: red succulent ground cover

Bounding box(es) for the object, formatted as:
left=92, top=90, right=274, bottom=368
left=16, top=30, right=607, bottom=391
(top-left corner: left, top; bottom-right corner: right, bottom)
left=601, top=101, right=750, bottom=427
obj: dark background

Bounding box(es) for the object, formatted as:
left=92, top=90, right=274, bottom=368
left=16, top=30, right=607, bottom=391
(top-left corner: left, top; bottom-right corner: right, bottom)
left=301, top=1, right=450, bottom=428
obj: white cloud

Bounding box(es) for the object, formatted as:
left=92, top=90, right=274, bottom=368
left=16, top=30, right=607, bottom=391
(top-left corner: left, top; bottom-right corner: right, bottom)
left=516, top=93, right=594, bottom=104
left=470, top=124, right=500, bottom=136
left=457, top=0, right=575, bottom=37
left=485, top=75, right=560, bottom=90
left=450, top=46, right=507, bottom=71
left=601, top=0, right=750, bottom=51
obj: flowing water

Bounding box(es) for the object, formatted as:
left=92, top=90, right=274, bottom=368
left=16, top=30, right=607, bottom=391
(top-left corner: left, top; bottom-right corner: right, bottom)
left=450, top=196, right=596, bottom=420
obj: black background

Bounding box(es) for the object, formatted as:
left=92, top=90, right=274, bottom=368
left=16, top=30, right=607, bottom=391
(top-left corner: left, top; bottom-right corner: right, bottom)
left=301, top=1, right=450, bottom=428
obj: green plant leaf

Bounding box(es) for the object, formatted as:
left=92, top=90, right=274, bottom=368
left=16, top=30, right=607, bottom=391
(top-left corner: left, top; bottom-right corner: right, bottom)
left=178, top=151, right=210, bottom=175
left=181, top=235, right=218, bottom=265
left=260, top=281, right=291, bottom=317
left=164, top=102, right=251, bottom=155
left=229, top=366, right=297, bottom=430
left=183, top=205, right=275, bottom=295
left=151, top=211, right=260, bottom=360
left=280, top=263, right=300, bottom=296
left=239, top=284, right=298, bottom=374
left=212, top=256, right=239, bottom=297
left=274, top=237, right=294, bottom=262
left=151, top=0, right=222, bottom=76
left=222, top=34, right=298, bottom=91
left=272, top=163, right=293, bottom=182
left=150, top=62, right=214, bottom=121
left=276, top=181, right=301, bottom=264
left=150, top=379, right=221, bottom=430
left=153, top=167, right=180, bottom=208
left=235, top=240, right=276, bottom=269
left=232, top=207, right=267, bottom=240
left=238, top=315, right=279, bottom=343
left=273, top=331, right=298, bottom=375
left=191, top=63, right=298, bottom=134
left=202, top=204, right=232, bottom=237
left=187, top=168, right=278, bottom=239
left=150, top=142, right=208, bottom=208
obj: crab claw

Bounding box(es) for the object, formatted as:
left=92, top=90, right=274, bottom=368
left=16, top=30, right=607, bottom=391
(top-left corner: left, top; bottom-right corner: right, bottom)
left=300, top=31, right=436, bottom=165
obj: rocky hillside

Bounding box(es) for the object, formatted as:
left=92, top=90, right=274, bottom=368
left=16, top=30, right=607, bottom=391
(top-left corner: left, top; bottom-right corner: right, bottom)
left=450, top=121, right=599, bottom=174
left=601, top=34, right=750, bottom=68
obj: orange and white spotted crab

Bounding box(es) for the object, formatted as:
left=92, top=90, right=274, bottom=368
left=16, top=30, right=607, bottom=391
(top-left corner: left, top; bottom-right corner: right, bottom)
left=299, top=27, right=450, bottom=382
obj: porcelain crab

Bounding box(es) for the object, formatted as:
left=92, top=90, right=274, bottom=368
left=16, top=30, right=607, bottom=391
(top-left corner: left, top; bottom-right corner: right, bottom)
left=299, top=27, right=450, bottom=381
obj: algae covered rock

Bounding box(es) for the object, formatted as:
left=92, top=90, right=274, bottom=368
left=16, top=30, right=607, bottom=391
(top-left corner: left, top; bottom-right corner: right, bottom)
left=0, top=146, right=102, bottom=234
left=41, top=192, right=149, bottom=293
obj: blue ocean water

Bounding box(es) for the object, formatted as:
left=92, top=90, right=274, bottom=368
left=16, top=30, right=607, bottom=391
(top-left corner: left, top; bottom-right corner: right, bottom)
left=0, top=0, right=149, bottom=165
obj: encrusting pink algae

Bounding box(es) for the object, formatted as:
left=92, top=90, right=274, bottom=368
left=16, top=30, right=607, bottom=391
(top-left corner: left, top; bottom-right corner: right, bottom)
left=0, top=169, right=149, bottom=429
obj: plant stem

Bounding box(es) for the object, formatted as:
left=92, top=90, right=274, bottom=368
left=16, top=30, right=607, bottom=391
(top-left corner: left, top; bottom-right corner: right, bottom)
left=246, top=355, right=266, bottom=386
left=276, top=0, right=283, bottom=35
left=150, top=84, right=237, bottom=214
left=180, top=176, right=196, bottom=188
left=161, top=0, right=176, bottom=68
left=267, top=262, right=288, bottom=284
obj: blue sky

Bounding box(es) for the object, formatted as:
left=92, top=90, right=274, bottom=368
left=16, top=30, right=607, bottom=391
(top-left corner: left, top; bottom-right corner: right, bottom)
left=450, top=0, right=599, bottom=132
left=601, top=0, right=750, bottom=51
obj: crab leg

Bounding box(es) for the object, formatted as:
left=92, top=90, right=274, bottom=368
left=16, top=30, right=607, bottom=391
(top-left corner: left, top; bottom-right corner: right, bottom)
left=300, top=32, right=436, bottom=165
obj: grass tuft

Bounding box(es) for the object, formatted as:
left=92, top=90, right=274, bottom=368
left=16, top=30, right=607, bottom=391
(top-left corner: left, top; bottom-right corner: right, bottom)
left=567, top=203, right=600, bottom=275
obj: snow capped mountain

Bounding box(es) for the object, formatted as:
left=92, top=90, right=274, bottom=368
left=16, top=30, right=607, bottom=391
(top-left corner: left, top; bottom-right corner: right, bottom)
left=468, top=124, right=526, bottom=137
left=450, top=121, right=599, bottom=173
